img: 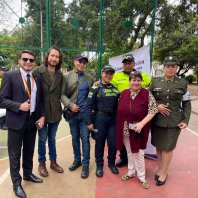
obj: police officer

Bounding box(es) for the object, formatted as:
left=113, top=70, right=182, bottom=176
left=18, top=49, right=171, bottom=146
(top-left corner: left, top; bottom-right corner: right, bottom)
left=150, top=56, right=191, bottom=186
left=111, top=54, right=152, bottom=167
left=84, top=65, right=119, bottom=177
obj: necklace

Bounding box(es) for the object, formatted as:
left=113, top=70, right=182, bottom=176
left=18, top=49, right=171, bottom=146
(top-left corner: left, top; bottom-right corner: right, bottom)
left=130, top=89, right=141, bottom=99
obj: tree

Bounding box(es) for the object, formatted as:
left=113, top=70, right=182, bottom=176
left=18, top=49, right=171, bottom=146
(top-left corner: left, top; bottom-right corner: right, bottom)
left=65, top=0, right=166, bottom=52
left=154, top=0, right=198, bottom=76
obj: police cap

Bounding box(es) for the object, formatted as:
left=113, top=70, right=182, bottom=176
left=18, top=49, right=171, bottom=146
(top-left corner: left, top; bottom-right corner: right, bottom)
left=101, top=65, right=115, bottom=73
left=163, top=56, right=179, bottom=65
left=122, top=54, right=135, bottom=63
left=0, top=66, right=9, bottom=72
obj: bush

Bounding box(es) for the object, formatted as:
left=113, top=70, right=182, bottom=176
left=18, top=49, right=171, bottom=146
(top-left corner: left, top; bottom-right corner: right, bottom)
left=185, top=75, right=197, bottom=84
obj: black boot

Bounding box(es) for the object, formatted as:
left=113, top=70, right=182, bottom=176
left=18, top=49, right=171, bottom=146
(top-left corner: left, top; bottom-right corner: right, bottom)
left=81, top=166, right=89, bottom=179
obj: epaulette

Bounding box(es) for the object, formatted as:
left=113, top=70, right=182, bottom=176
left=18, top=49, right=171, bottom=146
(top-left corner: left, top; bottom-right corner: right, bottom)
left=92, top=85, right=98, bottom=89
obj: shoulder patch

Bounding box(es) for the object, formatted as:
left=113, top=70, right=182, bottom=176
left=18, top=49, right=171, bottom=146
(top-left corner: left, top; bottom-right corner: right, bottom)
left=92, top=85, right=98, bottom=89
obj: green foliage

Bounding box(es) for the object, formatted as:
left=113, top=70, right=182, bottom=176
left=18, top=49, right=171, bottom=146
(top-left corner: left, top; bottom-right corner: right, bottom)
left=185, top=75, right=197, bottom=84
left=154, top=0, right=198, bottom=76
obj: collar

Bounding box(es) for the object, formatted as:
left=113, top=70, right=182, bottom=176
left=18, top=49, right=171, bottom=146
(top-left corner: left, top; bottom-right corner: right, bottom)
left=20, top=67, right=32, bottom=78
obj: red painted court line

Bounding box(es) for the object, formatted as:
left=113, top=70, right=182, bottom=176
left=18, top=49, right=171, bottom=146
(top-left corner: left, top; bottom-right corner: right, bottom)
left=95, top=130, right=198, bottom=198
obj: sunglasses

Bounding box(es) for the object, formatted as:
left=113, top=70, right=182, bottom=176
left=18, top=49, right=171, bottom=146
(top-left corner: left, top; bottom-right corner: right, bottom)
left=78, top=60, right=88, bottom=65
left=21, top=58, right=35, bottom=63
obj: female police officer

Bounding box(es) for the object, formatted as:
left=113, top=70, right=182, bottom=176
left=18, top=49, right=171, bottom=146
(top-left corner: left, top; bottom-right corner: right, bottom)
left=84, top=65, right=119, bottom=177
left=150, top=56, right=191, bottom=186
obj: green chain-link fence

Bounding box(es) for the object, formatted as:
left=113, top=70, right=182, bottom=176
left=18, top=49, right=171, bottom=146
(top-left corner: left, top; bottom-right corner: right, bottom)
left=0, top=0, right=156, bottom=77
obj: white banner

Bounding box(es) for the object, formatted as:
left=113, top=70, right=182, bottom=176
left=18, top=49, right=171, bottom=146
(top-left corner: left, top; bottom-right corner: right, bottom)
left=109, top=46, right=151, bottom=76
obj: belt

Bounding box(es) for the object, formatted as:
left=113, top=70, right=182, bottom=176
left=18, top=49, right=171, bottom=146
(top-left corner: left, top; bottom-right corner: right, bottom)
left=97, top=111, right=115, bottom=116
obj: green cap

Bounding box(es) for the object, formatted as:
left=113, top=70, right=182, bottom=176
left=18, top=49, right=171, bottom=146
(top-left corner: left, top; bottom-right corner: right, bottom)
left=163, top=56, right=179, bottom=65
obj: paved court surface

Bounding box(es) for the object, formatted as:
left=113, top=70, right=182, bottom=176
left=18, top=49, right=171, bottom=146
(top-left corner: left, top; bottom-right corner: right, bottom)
left=0, top=97, right=198, bottom=198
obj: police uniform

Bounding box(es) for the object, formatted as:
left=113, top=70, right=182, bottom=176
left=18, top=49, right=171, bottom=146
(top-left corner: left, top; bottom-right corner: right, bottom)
left=111, top=70, right=151, bottom=93
left=150, top=63, right=191, bottom=151
left=84, top=82, right=119, bottom=168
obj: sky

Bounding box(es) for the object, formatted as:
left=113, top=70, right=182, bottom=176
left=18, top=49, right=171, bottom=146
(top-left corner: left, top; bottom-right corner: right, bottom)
left=0, top=0, right=180, bottom=33
left=0, top=0, right=73, bottom=32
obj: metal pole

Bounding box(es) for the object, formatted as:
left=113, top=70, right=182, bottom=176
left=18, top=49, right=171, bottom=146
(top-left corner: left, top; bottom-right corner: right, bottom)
left=150, top=0, right=157, bottom=70
left=98, top=0, right=104, bottom=79
left=46, top=0, right=51, bottom=50
left=40, top=1, right=44, bottom=60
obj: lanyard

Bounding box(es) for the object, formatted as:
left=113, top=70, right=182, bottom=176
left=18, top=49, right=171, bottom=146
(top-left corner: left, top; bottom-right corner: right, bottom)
left=21, top=73, right=35, bottom=99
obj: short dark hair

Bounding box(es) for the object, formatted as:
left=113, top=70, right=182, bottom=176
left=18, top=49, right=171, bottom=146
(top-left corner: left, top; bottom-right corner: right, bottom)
left=44, top=46, right=63, bottom=70
left=129, top=71, right=142, bottom=81
left=18, top=50, right=36, bottom=59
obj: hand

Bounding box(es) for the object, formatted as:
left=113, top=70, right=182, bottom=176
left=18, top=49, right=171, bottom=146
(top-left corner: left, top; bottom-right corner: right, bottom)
left=36, top=116, right=45, bottom=129
left=19, top=100, right=31, bottom=112
left=158, top=104, right=171, bottom=116
left=134, top=122, right=144, bottom=133
left=71, top=104, right=80, bottom=113
left=178, top=122, right=187, bottom=129
left=93, top=80, right=100, bottom=86
left=87, top=124, right=95, bottom=131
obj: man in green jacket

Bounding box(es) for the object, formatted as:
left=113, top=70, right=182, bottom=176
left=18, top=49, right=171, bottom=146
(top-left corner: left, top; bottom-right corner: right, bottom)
left=61, top=54, right=94, bottom=179
left=33, top=47, right=64, bottom=177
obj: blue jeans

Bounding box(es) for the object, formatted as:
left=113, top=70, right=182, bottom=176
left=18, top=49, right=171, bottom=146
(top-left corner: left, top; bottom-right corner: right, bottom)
left=69, top=112, right=90, bottom=167
left=38, top=122, right=59, bottom=162
left=94, top=113, right=117, bottom=167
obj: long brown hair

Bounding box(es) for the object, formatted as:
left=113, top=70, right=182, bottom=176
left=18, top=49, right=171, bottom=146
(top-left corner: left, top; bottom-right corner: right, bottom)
left=44, top=46, right=63, bottom=70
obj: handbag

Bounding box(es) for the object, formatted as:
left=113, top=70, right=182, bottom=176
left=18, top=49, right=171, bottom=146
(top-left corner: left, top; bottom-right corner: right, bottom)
left=62, top=107, right=75, bottom=121
left=129, top=122, right=142, bottom=137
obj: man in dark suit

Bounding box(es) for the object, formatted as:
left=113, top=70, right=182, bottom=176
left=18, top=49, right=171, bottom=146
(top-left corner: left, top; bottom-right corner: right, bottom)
left=0, top=50, right=45, bottom=198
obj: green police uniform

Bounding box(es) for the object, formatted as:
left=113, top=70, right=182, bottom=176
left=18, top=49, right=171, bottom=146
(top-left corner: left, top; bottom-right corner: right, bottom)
left=149, top=76, right=191, bottom=151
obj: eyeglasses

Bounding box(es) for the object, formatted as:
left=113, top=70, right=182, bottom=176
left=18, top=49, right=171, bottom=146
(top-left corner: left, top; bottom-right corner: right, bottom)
left=21, top=58, right=35, bottom=63
left=78, top=60, right=88, bottom=65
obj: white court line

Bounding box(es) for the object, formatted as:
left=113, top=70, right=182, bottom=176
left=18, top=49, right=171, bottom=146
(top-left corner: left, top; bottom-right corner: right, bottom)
left=0, top=146, right=7, bottom=149
left=186, top=127, right=198, bottom=136
left=0, top=135, right=71, bottom=185
left=0, top=169, right=9, bottom=185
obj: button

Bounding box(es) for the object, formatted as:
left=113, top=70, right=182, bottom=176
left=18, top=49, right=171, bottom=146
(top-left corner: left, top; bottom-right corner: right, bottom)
left=167, top=96, right=169, bottom=99
left=167, top=90, right=169, bottom=92
left=167, top=103, right=169, bottom=106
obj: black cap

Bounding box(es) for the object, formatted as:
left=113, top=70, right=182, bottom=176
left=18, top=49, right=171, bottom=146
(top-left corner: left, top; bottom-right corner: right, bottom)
left=0, top=66, right=9, bottom=72
left=122, top=54, right=135, bottom=63
left=74, top=54, right=88, bottom=62
left=163, top=56, right=179, bottom=65
left=101, top=65, right=115, bottom=73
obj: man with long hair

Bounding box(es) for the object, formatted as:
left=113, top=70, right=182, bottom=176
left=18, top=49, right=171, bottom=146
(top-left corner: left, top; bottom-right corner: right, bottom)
left=33, top=46, right=64, bottom=177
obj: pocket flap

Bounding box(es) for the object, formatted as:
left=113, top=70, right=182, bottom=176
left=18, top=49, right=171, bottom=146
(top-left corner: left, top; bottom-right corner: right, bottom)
left=174, top=89, right=184, bottom=94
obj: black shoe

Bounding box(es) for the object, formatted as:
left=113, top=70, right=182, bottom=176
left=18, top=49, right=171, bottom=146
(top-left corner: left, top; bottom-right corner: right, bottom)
left=96, top=167, right=103, bottom=178
left=13, top=185, right=26, bottom=198
left=116, top=159, right=127, bottom=167
left=155, top=174, right=160, bottom=181
left=156, top=176, right=168, bottom=186
left=23, top=173, right=43, bottom=183
left=81, top=166, right=89, bottom=179
left=69, top=160, right=82, bottom=171
left=108, top=164, right=119, bottom=174
left=0, top=125, right=8, bottom=130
